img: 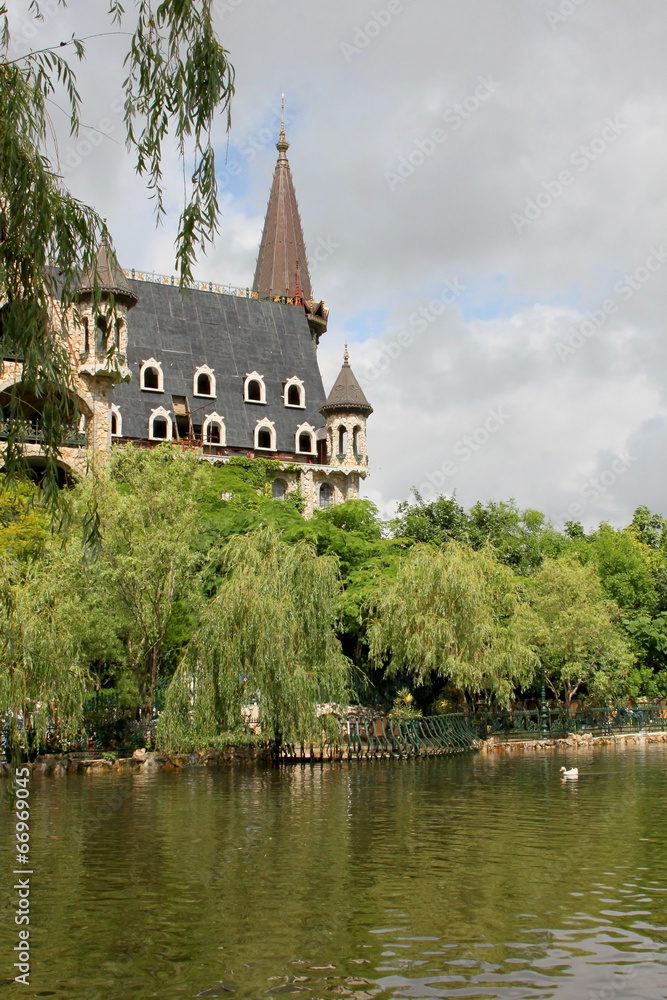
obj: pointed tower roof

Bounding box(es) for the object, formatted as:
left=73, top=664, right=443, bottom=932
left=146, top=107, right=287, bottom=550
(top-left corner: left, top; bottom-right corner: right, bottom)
left=320, top=345, right=373, bottom=417
left=252, top=100, right=313, bottom=302
left=78, top=236, right=138, bottom=307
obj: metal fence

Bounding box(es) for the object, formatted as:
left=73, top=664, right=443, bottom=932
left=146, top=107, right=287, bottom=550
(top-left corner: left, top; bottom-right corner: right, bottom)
left=279, top=713, right=479, bottom=761
left=467, top=704, right=667, bottom=740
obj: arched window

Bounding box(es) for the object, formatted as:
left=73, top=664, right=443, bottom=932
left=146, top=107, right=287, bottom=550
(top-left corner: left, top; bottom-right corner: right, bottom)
left=295, top=423, right=316, bottom=455
left=254, top=419, right=276, bottom=451
left=319, top=483, right=334, bottom=509
left=110, top=405, right=122, bottom=437
left=96, top=315, right=107, bottom=351
left=338, top=426, right=348, bottom=458
left=353, top=425, right=361, bottom=457
left=83, top=317, right=90, bottom=354
left=113, top=320, right=122, bottom=350
left=149, top=406, right=172, bottom=441
left=284, top=376, right=305, bottom=408
left=194, top=365, right=216, bottom=398
left=140, top=359, right=163, bottom=392
left=272, top=479, right=287, bottom=500
left=244, top=372, right=266, bottom=404
left=202, top=412, right=225, bottom=447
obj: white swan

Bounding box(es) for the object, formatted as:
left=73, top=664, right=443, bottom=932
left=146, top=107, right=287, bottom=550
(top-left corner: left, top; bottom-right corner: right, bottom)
left=560, top=766, right=579, bottom=778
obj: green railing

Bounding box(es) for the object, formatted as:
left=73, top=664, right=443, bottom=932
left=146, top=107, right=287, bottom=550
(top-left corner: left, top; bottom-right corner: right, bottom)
left=279, top=713, right=479, bottom=762
left=467, top=704, right=667, bottom=740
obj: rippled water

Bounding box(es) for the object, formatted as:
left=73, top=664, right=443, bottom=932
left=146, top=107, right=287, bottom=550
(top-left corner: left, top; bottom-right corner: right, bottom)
left=1, top=745, right=667, bottom=999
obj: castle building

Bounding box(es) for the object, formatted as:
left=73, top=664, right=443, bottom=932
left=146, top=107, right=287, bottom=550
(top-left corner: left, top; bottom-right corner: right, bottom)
left=0, top=116, right=372, bottom=515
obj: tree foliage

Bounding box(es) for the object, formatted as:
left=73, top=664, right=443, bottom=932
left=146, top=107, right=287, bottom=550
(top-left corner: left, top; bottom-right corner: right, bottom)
left=368, top=541, right=537, bottom=706
left=0, top=556, right=88, bottom=754
left=157, top=525, right=350, bottom=751
left=524, top=557, right=634, bottom=708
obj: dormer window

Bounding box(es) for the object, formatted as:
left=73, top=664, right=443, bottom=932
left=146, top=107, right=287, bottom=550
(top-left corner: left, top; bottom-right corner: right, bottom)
left=254, top=418, right=276, bottom=451
left=244, top=372, right=266, bottom=404
left=284, top=376, right=305, bottom=408
left=194, top=365, right=216, bottom=398
left=295, top=422, right=316, bottom=454
left=203, top=412, right=225, bottom=446
left=140, top=358, right=164, bottom=392
left=149, top=406, right=172, bottom=440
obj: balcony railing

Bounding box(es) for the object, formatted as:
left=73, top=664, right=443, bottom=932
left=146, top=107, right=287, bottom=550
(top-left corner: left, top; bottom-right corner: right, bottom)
left=123, top=269, right=306, bottom=307
left=0, top=422, right=86, bottom=448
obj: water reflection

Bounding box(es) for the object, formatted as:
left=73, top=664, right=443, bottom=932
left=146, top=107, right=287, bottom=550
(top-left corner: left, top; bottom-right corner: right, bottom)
left=0, top=746, right=666, bottom=998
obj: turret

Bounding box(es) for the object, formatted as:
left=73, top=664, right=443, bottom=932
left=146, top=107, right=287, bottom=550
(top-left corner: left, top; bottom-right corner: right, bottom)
left=76, top=236, right=136, bottom=383
left=319, top=345, right=373, bottom=468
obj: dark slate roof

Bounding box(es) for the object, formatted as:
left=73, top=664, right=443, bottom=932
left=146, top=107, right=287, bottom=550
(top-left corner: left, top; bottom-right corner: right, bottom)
left=79, top=241, right=138, bottom=306
left=320, top=350, right=373, bottom=417
left=110, top=280, right=326, bottom=450
left=252, top=128, right=313, bottom=302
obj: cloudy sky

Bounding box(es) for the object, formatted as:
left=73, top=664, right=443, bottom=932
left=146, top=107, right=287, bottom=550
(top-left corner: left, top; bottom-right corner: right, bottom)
left=10, top=0, right=667, bottom=525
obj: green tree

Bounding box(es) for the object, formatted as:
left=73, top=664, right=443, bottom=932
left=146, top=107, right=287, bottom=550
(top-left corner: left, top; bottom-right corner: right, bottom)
left=0, top=0, right=234, bottom=497
left=525, top=557, right=634, bottom=709
left=0, top=556, right=88, bottom=754
left=158, top=525, right=350, bottom=752
left=81, top=445, right=202, bottom=715
left=0, top=482, right=48, bottom=560
left=392, top=490, right=469, bottom=545
left=368, top=541, right=537, bottom=706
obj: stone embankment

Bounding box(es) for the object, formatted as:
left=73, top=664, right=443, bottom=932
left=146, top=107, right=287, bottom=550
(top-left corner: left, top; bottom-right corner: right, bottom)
left=479, top=730, right=667, bottom=753
left=0, top=746, right=271, bottom=776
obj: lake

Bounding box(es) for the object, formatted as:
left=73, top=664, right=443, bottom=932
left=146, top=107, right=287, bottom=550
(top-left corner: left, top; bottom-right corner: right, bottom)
left=1, top=744, right=666, bottom=999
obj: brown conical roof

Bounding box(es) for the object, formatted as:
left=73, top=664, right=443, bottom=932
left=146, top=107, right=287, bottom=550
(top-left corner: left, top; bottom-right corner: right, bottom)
left=320, top=346, right=373, bottom=417
left=252, top=114, right=313, bottom=301
left=78, top=238, right=138, bottom=307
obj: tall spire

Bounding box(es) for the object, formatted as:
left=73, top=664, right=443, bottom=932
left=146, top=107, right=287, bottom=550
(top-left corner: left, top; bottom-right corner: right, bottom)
left=252, top=99, right=313, bottom=302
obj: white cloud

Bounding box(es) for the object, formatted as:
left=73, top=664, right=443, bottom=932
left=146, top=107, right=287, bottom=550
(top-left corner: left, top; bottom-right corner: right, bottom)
left=16, top=0, right=667, bottom=527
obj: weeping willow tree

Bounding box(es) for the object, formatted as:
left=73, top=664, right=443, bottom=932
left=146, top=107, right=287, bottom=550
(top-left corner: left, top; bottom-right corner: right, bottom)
left=157, top=526, right=350, bottom=752
left=368, top=541, right=537, bottom=706
left=0, top=1, right=234, bottom=500
left=0, top=558, right=88, bottom=756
